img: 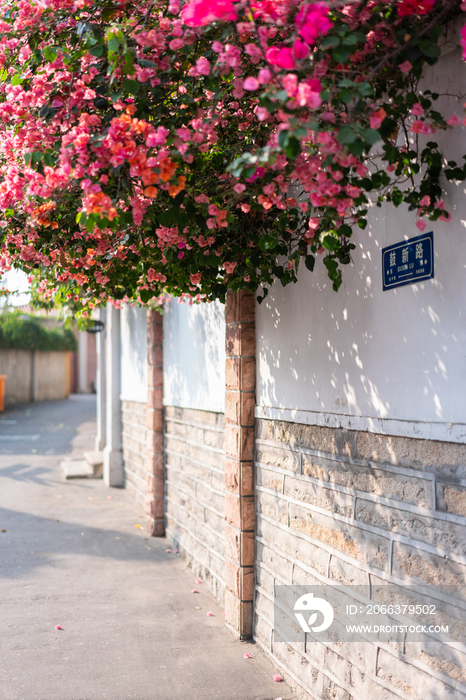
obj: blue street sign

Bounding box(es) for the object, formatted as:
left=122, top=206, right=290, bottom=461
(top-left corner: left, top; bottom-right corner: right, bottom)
left=382, top=231, right=434, bottom=291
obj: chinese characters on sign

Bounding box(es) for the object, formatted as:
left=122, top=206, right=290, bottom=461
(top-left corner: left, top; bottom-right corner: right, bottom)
left=382, top=232, right=434, bottom=291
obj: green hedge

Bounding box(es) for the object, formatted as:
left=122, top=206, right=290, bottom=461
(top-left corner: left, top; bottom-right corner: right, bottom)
left=0, top=312, right=77, bottom=352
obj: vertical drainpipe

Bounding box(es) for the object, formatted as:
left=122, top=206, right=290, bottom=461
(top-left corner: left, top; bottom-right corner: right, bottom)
left=95, top=307, right=106, bottom=452
left=103, top=304, right=123, bottom=487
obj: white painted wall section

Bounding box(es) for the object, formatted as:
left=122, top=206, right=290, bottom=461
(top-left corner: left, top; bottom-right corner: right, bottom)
left=120, top=305, right=148, bottom=403
left=256, top=46, right=466, bottom=443
left=163, top=298, right=225, bottom=413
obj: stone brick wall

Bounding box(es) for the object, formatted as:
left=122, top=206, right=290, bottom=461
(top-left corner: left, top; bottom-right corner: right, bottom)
left=121, top=400, right=148, bottom=512
left=165, top=406, right=225, bottom=602
left=254, top=417, right=466, bottom=700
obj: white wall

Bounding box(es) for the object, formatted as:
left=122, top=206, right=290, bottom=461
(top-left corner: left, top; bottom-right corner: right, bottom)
left=256, top=45, right=466, bottom=443
left=163, top=298, right=225, bottom=413
left=120, top=305, right=148, bottom=403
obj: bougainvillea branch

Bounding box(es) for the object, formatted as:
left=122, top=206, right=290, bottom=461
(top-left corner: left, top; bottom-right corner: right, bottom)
left=0, top=0, right=465, bottom=316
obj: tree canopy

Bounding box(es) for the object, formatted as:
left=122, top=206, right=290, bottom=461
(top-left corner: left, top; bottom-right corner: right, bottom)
left=0, top=0, right=464, bottom=316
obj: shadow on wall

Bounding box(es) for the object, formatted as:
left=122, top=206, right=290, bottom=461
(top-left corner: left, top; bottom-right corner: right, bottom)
left=257, top=196, right=466, bottom=426
left=163, top=298, right=226, bottom=411
left=258, top=47, right=466, bottom=427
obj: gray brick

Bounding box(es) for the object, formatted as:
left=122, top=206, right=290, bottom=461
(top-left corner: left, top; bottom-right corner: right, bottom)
left=356, top=498, right=466, bottom=556
left=392, top=541, right=466, bottom=593
left=257, top=490, right=288, bottom=526
left=256, top=443, right=300, bottom=473
left=257, top=517, right=328, bottom=577
left=377, top=648, right=463, bottom=700
left=436, top=481, right=466, bottom=517
left=288, top=503, right=390, bottom=571
left=284, top=474, right=353, bottom=517
left=301, top=454, right=432, bottom=508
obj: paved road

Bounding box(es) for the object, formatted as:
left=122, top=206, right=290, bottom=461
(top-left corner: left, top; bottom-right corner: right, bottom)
left=0, top=396, right=293, bottom=700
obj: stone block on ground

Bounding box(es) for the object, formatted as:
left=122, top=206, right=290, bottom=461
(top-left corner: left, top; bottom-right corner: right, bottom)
left=61, top=459, right=94, bottom=479
left=84, top=450, right=104, bottom=477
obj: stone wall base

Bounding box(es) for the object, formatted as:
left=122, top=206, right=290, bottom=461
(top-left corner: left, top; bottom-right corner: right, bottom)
left=165, top=405, right=226, bottom=604
left=121, top=399, right=148, bottom=512
left=255, top=417, right=466, bottom=700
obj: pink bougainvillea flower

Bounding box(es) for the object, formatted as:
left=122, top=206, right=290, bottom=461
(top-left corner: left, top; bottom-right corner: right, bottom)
left=416, top=220, right=427, bottom=231
left=207, top=611, right=214, bottom=616
left=55, top=625, right=62, bottom=630
left=173, top=548, right=179, bottom=553
left=273, top=674, right=282, bottom=682
left=243, top=76, right=260, bottom=91
left=419, top=195, right=431, bottom=207
left=258, top=68, right=272, bottom=84
left=397, top=0, right=435, bottom=17
left=296, top=78, right=322, bottom=108
left=224, top=261, right=237, bottom=274
left=461, top=25, right=466, bottom=60
left=369, top=108, right=387, bottom=130
left=196, top=57, right=211, bottom=75
left=411, top=103, right=424, bottom=116
left=246, top=166, right=265, bottom=183
left=265, top=46, right=295, bottom=70
left=196, top=578, right=202, bottom=583
left=295, top=2, right=332, bottom=45
left=293, top=39, right=309, bottom=60
left=244, top=652, right=252, bottom=658
left=165, top=548, right=171, bottom=552
left=181, top=0, right=237, bottom=26
left=447, top=114, right=461, bottom=126
left=399, top=60, right=412, bottom=73
left=107, top=495, right=112, bottom=499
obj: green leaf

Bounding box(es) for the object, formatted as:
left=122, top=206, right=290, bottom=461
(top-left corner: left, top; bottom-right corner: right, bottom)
left=304, top=254, right=315, bottom=272
left=278, top=130, right=289, bottom=148
left=338, top=224, right=352, bottom=237
left=322, top=235, right=339, bottom=251
left=38, top=105, right=50, bottom=119
left=322, top=36, right=340, bottom=49
left=32, top=151, right=43, bottom=162
left=332, top=46, right=352, bottom=63
left=419, top=41, right=441, bottom=58
left=357, top=82, right=374, bottom=97
left=89, top=44, right=105, bottom=57
left=123, top=79, right=140, bottom=95
left=285, top=137, right=300, bottom=159
left=107, top=35, right=120, bottom=53
left=360, top=128, right=380, bottom=145
left=258, top=234, right=278, bottom=251
left=337, top=126, right=356, bottom=145
left=43, top=46, right=58, bottom=62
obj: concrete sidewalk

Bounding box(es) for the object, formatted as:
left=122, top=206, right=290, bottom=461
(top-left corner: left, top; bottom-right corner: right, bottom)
left=0, top=397, right=294, bottom=700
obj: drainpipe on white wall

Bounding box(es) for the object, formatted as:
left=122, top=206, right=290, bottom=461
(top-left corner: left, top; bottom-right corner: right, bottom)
left=95, top=307, right=106, bottom=452
left=103, top=304, right=123, bottom=486
left=78, top=330, right=88, bottom=393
